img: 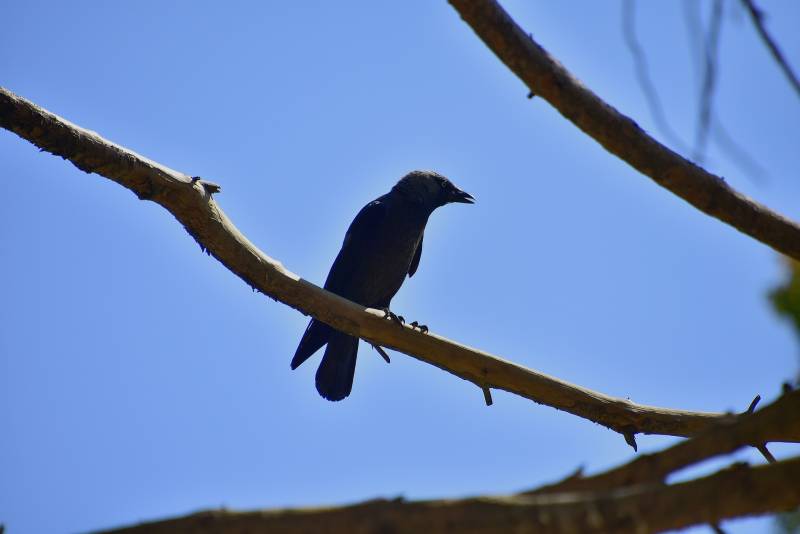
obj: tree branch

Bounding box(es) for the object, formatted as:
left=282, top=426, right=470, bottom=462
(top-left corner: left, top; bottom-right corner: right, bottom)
left=1, top=87, right=780, bottom=444
left=448, top=0, right=800, bottom=260
left=96, top=457, right=800, bottom=534
left=2, top=87, right=798, bottom=446
left=740, top=0, right=800, bottom=98
left=526, top=388, right=800, bottom=495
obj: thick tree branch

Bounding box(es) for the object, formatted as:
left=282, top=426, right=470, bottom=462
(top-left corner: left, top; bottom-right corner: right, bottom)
left=2, top=87, right=798, bottom=444
left=527, top=388, right=800, bottom=495
left=97, top=457, right=800, bottom=534
left=448, top=0, right=800, bottom=260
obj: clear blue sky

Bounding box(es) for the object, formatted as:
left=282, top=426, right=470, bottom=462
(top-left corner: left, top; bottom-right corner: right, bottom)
left=2, top=2, right=799, bottom=533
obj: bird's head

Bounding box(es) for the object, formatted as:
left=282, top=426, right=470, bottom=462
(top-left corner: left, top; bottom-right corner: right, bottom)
left=393, top=170, right=475, bottom=209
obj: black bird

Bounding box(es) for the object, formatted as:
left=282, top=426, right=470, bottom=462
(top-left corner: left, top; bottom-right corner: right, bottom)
left=290, top=170, right=474, bottom=401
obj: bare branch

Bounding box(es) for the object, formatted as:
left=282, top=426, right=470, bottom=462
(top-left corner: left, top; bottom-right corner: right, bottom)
left=482, top=385, right=493, bottom=406
left=694, top=0, right=723, bottom=163
left=621, top=0, right=690, bottom=153
left=746, top=394, right=762, bottom=413
left=740, top=0, right=800, bottom=98
left=709, top=117, right=768, bottom=183
left=448, top=0, right=800, bottom=260
left=104, top=391, right=800, bottom=531
left=4, top=87, right=777, bottom=442
left=756, top=443, right=777, bottom=464
left=96, top=457, right=800, bottom=534
left=683, top=0, right=767, bottom=183
left=526, top=388, right=800, bottom=495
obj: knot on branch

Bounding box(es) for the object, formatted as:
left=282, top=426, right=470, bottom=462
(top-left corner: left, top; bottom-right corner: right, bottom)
left=192, top=176, right=221, bottom=195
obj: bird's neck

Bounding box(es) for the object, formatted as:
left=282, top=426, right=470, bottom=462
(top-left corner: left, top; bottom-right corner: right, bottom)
left=390, top=194, right=436, bottom=223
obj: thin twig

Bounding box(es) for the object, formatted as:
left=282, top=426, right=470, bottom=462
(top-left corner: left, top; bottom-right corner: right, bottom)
left=709, top=118, right=768, bottom=183
left=684, top=0, right=767, bottom=183
left=482, top=386, right=493, bottom=406
left=682, top=0, right=704, bottom=83
left=757, top=443, right=777, bottom=464
left=694, top=0, right=723, bottom=163
left=622, top=0, right=689, bottom=153
left=747, top=394, right=761, bottom=413
left=740, top=0, right=800, bottom=98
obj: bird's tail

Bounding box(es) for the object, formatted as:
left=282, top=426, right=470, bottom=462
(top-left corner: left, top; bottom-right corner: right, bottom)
left=315, top=331, right=359, bottom=401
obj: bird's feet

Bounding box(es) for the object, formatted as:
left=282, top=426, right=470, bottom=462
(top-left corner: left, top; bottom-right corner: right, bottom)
left=380, top=308, right=428, bottom=333
left=410, top=321, right=429, bottom=334
left=381, top=307, right=405, bottom=326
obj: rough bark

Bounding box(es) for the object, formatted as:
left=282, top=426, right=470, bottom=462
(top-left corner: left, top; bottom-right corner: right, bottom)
left=5, top=87, right=796, bottom=444
left=448, top=0, right=800, bottom=260
left=92, top=387, right=800, bottom=533
left=96, top=457, right=800, bottom=534
left=527, top=388, right=800, bottom=494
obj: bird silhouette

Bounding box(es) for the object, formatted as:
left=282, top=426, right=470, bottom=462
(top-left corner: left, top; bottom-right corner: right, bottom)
left=290, top=170, right=474, bottom=401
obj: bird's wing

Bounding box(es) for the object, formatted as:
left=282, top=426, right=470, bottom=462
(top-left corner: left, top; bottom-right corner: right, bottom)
left=292, top=198, right=387, bottom=370
left=408, top=233, right=423, bottom=278
left=323, top=195, right=388, bottom=294
left=291, top=318, right=333, bottom=370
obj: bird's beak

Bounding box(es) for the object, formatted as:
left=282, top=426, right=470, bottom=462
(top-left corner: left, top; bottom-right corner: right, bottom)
left=448, top=186, right=475, bottom=204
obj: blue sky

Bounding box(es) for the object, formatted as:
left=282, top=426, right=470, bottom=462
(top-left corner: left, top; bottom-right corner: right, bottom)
left=1, top=2, right=799, bottom=533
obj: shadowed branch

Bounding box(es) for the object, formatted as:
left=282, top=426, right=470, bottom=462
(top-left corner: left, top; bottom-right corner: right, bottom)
left=96, top=456, right=800, bottom=534
left=526, top=388, right=800, bottom=495
left=95, top=389, right=800, bottom=533
left=448, top=0, right=800, bottom=259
